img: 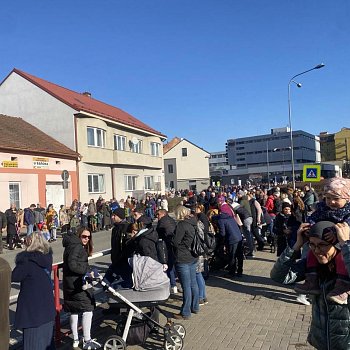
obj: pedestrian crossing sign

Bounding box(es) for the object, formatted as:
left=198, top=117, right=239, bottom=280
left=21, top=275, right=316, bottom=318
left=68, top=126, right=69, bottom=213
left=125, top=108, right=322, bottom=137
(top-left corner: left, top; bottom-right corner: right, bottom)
left=302, top=164, right=321, bottom=182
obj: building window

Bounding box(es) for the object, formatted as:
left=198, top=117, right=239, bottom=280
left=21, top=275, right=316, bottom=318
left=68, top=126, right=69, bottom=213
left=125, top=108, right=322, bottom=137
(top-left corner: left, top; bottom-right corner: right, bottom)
left=9, top=182, right=21, bottom=209
left=170, top=180, right=174, bottom=188
left=168, top=164, right=174, bottom=173
left=182, top=148, right=187, bottom=157
left=87, top=127, right=106, bottom=148
left=150, top=142, right=161, bottom=156
left=125, top=175, right=137, bottom=191
left=114, top=135, right=126, bottom=151
left=144, top=176, right=154, bottom=190
left=88, top=174, right=105, bottom=193
left=130, top=140, right=142, bottom=153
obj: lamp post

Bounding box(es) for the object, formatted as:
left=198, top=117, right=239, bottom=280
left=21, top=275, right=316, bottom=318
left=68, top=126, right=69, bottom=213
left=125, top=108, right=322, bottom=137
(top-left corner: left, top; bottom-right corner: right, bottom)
left=266, top=141, right=270, bottom=187
left=288, top=63, right=325, bottom=190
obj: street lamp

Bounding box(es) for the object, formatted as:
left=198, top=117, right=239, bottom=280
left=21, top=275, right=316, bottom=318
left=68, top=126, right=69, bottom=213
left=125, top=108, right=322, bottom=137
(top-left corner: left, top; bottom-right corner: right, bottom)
left=288, top=63, right=325, bottom=189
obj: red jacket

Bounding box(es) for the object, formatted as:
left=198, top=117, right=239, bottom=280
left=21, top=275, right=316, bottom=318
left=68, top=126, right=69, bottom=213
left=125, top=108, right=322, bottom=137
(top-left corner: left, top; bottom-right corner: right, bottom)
left=265, top=195, right=276, bottom=217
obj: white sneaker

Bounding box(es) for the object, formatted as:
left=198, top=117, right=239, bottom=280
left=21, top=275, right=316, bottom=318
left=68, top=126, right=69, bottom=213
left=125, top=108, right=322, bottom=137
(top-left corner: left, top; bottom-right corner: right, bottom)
left=73, top=339, right=80, bottom=348
left=296, top=294, right=311, bottom=306
left=171, top=286, right=178, bottom=294
left=83, top=339, right=101, bottom=349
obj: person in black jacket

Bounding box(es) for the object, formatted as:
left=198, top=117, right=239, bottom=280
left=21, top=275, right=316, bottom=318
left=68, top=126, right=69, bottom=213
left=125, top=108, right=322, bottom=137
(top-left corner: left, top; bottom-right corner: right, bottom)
left=172, top=205, right=199, bottom=320
left=273, top=203, right=300, bottom=257
left=217, top=210, right=244, bottom=278
left=0, top=211, right=7, bottom=254
left=5, top=203, right=17, bottom=250
left=131, top=216, right=159, bottom=261
left=12, top=232, right=55, bottom=350
left=156, top=209, right=177, bottom=292
left=63, top=227, right=101, bottom=349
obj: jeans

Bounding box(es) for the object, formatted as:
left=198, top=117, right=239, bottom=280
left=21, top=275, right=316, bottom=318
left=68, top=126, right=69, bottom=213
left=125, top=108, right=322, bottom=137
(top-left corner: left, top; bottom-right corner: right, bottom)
left=227, top=241, right=244, bottom=276
left=167, top=250, right=177, bottom=288
left=26, top=224, right=34, bottom=236
left=196, top=272, right=206, bottom=300
left=176, top=260, right=199, bottom=317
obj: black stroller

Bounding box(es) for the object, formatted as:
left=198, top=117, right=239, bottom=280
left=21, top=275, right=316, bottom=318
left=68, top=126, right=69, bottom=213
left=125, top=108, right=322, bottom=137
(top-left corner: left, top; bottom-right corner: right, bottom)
left=89, top=255, right=186, bottom=350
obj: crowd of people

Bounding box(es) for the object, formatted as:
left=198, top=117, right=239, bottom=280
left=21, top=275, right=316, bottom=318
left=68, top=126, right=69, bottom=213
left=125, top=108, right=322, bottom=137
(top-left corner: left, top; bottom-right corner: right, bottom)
left=3, top=177, right=350, bottom=349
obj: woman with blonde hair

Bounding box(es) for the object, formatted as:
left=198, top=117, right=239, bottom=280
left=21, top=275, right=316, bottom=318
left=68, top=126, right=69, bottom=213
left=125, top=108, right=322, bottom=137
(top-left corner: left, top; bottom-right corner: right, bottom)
left=172, top=205, right=199, bottom=320
left=12, top=232, right=55, bottom=349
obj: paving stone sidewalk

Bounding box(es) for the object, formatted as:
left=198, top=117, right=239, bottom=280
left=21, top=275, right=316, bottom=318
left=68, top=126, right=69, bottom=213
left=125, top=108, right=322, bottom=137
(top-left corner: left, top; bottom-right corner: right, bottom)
left=56, top=249, right=314, bottom=350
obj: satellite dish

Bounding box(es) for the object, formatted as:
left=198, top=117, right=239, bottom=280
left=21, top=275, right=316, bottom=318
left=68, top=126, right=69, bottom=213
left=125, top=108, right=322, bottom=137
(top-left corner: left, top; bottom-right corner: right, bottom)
left=131, top=137, right=139, bottom=145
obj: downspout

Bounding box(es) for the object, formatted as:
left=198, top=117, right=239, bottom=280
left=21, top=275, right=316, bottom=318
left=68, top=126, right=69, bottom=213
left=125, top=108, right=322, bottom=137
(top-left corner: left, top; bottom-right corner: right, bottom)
left=73, top=114, right=80, bottom=201
left=111, top=166, right=115, bottom=199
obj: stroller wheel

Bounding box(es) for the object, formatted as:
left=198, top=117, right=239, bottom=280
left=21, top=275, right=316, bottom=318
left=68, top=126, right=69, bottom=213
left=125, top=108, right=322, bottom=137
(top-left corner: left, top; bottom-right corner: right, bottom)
left=173, top=323, right=186, bottom=339
left=164, top=333, right=183, bottom=350
left=104, top=335, right=126, bottom=350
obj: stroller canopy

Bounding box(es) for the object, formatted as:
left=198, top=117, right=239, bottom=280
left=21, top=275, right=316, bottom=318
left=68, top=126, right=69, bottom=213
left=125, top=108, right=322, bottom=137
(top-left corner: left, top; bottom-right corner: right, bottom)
left=129, top=255, right=169, bottom=292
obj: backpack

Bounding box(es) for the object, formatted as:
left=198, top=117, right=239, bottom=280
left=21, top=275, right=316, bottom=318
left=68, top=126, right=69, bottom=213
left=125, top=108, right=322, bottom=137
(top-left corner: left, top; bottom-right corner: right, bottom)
left=190, top=221, right=208, bottom=257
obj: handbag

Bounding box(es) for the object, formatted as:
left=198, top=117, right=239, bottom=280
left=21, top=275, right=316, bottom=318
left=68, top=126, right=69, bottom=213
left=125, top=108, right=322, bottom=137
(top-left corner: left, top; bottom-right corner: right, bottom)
left=190, top=222, right=208, bottom=257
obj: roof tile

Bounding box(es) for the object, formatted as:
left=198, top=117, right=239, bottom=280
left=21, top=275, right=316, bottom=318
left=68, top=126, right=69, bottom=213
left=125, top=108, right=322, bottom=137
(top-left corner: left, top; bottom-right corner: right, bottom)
left=0, top=114, right=79, bottom=159
left=12, top=68, right=166, bottom=138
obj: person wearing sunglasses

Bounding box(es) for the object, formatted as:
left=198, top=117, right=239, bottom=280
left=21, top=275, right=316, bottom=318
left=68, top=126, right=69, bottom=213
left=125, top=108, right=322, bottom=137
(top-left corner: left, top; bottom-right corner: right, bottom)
left=271, top=220, right=350, bottom=350
left=62, top=227, right=101, bottom=349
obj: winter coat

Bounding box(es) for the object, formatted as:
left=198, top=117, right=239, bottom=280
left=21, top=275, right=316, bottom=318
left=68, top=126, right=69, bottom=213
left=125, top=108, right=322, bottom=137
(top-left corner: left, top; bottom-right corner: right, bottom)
left=217, top=212, right=242, bottom=245
left=33, top=207, right=45, bottom=224
left=0, top=211, right=7, bottom=230
left=265, top=195, right=276, bottom=217
left=271, top=243, right=350, bottom=350
left=62, top=232, right=95, bottom=313
left=156, top=214, right=176, bottom=248
left=0, top=257, right=11, bottom=350
left=24, top=208, right=35, bottom=226
left=309, top=201, right=350, bottom=226
left=133, top=227, right=159, bottom=262
left=102, top=204, right=111, bottom=227
left=12, top=250, right=55, bottom=329
left=110, top=222, right=130, bottom=266
left=173, top=216, right=198, bottom=264
left=5, top=209, right=17, bottom=235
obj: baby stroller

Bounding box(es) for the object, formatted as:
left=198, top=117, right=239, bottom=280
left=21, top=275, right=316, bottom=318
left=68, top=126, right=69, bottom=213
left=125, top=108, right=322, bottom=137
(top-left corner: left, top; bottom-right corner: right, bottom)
left=89, top=255, right=186, bottom=350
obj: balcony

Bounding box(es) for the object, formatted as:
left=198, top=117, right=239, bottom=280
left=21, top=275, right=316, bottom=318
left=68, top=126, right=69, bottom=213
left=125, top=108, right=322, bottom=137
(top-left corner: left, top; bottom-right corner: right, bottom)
left=113, top=150, right=163, bottom=169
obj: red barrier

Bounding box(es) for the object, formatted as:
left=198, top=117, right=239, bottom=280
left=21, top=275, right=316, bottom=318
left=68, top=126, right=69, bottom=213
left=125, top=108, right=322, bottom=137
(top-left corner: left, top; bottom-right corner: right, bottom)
left=52, top=264, right=63, bottom=345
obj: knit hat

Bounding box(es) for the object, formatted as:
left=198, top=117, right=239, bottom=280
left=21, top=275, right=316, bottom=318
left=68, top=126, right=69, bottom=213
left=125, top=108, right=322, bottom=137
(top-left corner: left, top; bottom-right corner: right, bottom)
left=282, top=202, right=291, bottom=210
left=323, top=177, right=350, bottom=200
left=113, top=208, right=125, bottom=220
left=308, top=221, right=335, bottom=241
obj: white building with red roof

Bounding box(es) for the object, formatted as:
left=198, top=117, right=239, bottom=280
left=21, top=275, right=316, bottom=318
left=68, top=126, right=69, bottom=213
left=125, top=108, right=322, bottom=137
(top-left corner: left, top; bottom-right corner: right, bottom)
left=0, top=69, right=166, bottom=202
left=163, top=137, right=210, bottom=191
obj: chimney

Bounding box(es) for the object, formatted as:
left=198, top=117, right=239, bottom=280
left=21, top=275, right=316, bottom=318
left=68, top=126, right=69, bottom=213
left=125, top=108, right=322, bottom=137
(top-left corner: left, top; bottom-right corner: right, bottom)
left=82, top=91, right=91, bottom=98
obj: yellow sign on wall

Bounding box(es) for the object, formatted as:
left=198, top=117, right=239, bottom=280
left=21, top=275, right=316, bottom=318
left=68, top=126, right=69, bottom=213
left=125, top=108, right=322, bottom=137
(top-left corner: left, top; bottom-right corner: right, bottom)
left=1, top=160, right=18, bottom=168
left=302, top=164, right=321, bottom=182
left=33, top=157, right=49, bottom=169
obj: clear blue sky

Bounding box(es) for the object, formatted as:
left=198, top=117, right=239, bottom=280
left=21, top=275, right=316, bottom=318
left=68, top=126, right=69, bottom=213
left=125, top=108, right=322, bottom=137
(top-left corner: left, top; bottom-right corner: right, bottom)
left=1, top=1, right=349, bottom=152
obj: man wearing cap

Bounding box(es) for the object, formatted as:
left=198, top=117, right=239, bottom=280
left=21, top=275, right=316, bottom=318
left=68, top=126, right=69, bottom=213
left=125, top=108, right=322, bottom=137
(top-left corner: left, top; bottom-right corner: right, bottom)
left=271, top=221, right=350, bottom=350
